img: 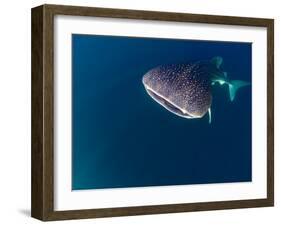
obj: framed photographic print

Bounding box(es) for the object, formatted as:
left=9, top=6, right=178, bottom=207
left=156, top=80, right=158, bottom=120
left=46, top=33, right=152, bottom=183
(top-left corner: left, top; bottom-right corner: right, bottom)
left=31, top=4, right=274, bottom=221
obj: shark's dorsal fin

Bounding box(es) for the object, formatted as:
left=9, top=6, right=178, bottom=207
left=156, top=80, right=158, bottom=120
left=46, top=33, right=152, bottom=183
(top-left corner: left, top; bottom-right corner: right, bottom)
left=211, top=56, right=223, bottom=69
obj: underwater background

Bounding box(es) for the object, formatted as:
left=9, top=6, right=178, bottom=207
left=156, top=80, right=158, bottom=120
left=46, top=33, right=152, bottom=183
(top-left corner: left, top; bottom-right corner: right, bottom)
left=72, top=34, right=252, bottom=190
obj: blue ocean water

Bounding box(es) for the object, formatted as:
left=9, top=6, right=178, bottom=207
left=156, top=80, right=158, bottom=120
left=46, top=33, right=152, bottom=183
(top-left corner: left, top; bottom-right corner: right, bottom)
left=72, top=34, right=252, bottom=190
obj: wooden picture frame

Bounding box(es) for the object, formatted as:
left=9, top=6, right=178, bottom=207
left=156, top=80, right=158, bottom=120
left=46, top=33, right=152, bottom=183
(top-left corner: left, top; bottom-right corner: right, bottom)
left=31, top=4, right=274, bottom=221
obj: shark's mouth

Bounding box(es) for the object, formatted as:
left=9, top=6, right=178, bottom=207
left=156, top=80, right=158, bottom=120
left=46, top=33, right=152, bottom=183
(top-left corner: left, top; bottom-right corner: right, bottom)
left=144, top=85, right=195, bottom=119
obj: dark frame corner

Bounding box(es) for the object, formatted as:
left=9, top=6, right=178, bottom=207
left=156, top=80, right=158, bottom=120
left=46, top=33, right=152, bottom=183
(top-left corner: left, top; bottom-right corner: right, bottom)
left=31, top=4, right=274, bottom=221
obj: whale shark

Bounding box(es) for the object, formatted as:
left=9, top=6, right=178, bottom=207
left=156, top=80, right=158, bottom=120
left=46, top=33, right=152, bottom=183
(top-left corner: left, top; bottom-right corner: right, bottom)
left=142, top=57, right=250, bottom=123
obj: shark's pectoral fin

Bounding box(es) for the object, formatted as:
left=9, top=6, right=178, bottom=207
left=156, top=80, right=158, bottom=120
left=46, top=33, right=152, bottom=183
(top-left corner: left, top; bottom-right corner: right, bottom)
left=208, top=108, right=211, bottom=124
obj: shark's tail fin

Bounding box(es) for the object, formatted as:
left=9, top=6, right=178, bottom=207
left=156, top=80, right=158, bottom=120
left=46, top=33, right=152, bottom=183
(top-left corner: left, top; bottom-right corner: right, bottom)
left=228, top=80, right=250, bottom=101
